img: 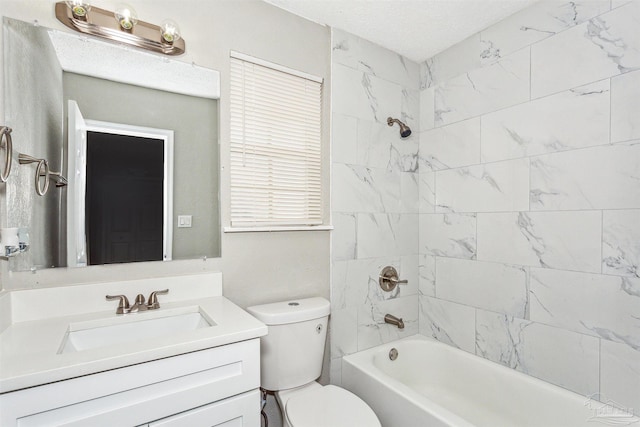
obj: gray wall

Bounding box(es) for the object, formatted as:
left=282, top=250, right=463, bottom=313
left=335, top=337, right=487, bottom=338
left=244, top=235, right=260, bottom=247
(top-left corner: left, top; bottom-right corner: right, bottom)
left=63, top=72, right=219, bottom=261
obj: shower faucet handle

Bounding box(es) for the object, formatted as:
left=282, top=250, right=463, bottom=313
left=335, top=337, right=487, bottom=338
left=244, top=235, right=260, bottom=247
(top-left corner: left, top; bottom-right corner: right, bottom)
left=379, top=266, right=408, bottom=292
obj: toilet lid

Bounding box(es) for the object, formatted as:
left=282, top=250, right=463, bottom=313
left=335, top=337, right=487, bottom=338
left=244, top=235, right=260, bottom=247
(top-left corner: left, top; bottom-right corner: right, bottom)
left=285, top=385, right=381, bottom=427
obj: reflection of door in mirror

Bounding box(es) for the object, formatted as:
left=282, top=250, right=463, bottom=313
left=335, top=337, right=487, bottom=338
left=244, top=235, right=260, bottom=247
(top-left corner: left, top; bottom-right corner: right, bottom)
left=67, top=101, right=174, bottom=267
left=87, top=132, right=163, bottom=265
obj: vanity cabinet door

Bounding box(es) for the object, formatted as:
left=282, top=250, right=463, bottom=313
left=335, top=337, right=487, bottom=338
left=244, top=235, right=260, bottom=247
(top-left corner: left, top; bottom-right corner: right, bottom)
left=0, top=340, right=260, bottom=426
left=149, top=389, right=260, bottom=427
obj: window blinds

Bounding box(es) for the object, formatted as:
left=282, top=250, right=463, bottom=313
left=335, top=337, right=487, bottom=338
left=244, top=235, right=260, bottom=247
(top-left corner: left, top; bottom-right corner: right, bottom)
left=230, top=53, right=323, bottom=227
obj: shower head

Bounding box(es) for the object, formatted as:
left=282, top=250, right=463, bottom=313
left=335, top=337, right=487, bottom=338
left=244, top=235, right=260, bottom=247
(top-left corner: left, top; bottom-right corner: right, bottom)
left=387, top=117, right=412, bottom=138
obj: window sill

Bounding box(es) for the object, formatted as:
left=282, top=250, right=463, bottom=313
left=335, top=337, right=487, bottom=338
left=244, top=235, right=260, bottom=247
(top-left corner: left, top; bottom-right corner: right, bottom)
left=223, top=225, right=333, bottom=233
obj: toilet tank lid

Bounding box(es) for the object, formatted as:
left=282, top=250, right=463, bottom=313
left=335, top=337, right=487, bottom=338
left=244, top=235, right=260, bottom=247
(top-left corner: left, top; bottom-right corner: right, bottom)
left=246, top=297, right=330, bottom=325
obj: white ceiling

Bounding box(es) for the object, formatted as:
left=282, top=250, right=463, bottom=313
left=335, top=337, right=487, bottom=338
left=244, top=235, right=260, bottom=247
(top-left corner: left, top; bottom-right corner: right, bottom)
left=263, top=0, right=538, bottom=63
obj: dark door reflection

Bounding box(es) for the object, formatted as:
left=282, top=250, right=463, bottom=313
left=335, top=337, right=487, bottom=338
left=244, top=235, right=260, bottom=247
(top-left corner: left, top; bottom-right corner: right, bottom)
left=86, top=131, right=164, bottom=265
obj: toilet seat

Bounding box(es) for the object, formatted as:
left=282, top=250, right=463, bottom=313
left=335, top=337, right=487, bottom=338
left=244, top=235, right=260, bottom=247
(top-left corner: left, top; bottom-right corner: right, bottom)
left=285, top=385, right=381, bottom=427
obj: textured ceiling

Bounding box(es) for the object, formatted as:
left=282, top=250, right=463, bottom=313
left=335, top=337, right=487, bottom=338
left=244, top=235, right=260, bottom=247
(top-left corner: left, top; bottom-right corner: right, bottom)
left=263, top=0, right=538, bottom=62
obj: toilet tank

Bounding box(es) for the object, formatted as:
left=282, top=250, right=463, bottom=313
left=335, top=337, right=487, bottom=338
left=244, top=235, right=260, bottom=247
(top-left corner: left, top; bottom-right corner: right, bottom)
left=247, top=297, right=330, bottom=391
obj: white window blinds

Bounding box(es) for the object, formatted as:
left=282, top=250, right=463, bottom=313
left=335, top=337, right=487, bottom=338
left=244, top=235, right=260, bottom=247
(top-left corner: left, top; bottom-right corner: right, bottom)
left=230, top=53, right=323, bottom=228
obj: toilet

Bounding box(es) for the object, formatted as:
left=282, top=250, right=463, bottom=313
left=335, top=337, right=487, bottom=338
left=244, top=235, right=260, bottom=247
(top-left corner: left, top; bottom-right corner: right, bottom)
left=247, top=297, right=381, bottom=427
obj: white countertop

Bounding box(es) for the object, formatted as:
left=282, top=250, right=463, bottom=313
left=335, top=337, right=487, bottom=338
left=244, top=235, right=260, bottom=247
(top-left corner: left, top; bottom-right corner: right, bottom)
left=0, top=273, right=267, bottom=394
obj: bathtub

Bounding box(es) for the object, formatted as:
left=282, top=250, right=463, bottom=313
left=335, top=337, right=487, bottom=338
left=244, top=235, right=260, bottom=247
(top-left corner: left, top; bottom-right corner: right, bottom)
left=342, top=335, right=638, bottom=427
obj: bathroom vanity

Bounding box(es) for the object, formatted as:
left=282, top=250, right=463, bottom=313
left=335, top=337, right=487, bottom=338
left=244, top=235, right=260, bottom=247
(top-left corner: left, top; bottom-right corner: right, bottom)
left=0, top=272, right=267, bottom=426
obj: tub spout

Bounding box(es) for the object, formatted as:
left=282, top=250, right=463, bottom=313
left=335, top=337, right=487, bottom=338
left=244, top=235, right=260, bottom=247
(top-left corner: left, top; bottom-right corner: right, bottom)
left=384, top=314, right=404, bottom=329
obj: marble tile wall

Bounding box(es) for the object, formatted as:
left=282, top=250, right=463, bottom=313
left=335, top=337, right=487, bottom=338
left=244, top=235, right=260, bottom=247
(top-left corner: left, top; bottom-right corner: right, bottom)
left=418, top=0, right=640, bottom=415
left=330, top=29, right=421, bottom=385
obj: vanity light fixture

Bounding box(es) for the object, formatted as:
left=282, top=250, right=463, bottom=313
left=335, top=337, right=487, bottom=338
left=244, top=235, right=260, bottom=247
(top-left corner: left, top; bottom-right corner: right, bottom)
left=55, top=1, right=186, bottom=56
left=65, top=0, right=91, bottom=20
left=114, top=4, right=138, bottom=31
left=160, top=19, right=181, bottom=44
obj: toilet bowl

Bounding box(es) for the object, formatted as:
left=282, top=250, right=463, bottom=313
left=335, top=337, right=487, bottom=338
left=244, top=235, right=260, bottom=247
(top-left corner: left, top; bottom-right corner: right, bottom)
left=277, top=382, right=381, bottom=427
left=247, top=297, right=381, bottom=427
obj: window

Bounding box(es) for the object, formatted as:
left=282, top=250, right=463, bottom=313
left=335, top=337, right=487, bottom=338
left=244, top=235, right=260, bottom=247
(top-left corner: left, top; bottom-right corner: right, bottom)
left=229, top=52, right=323, bottom=229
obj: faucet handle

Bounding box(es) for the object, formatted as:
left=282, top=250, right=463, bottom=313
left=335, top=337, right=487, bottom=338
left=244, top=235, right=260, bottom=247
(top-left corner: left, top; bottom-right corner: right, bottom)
left=147, top=289, right=169, bottom=310
left=379, top=266, right=408, bottom=292
left=106, top=294, right=131, bottom=314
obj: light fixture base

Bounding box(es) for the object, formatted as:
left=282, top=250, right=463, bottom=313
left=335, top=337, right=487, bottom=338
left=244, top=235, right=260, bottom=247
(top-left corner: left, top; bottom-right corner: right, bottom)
left=55, top=2, right=185, bottom=56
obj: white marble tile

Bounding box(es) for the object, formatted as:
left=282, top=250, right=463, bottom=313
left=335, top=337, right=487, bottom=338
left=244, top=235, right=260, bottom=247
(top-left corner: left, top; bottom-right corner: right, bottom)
left=331, top=213, right=357, bottom=262
left=333, top=255, right=417, bottom=310
left=332, top=113, right=357, bottom=165
left=420, top=34, right=481, bottom=89
left=477, top=211, right=602, bottom=272
left=419, top=213, right=476, bottom=259
left=330, top=307, right=358, bottom=358
left=435, top=48, right=530, bottom=126
left=530, top=142, right=640, bottom=210
left=332, top=164, right=401, bottom=213
left=332, top=63, right=403, bottom=125
left=600, top=340, right=640, bottom=416
left=420, top=117, right=481, bottom=171
left=400, top=172, right=419, bottom=214
left=419, top=87, right=435, bottom=132
left=400, top=254, right=420, bottom=295
left=611, top=70, right=640, bottom=143
left=357, top=213, right=418, bottom=258
left=476, top=311, right=600, bottom=396
left=531, top=2, right=640, bottom=98
left=356, top=119, right=419, bottom=173
left=419, top=295, right=476, bottom=353
left=437, top=258, right=528, bottom=317
left=530, top=268, right=640, bottom=350
left=418, top=254, right=436, bottom=297
left=401, top=88, right=420, bottom=132
left=481, top=80, right=610, bottom=162
left=603, top=209, right=640, bottom=277
left=612, top=0, right=633, bottom=8
left=392, top=140, right=420, bottom=174
left=332, top=28, right=420, bottom=90
left=358, top=295, right=419, bottom=351
left=356, top=119, right=399, bottom=169
left=480, top=0, right=611, bottom=65
left=331, top=261, right=360, bottom=310
left=476, top=311, right=530, bottom=370
left=418, top=172, right=436, bottom=213
left=435, top=158, right=530, bottom=213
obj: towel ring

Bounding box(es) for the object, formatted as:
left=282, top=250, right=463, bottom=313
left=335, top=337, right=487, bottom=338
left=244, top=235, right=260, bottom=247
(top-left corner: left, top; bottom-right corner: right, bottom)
left=19, top=154, right=50, bottom=196
left=0, top=126, right=13, bottom=183
left=35, top=159, right=50, bottom=196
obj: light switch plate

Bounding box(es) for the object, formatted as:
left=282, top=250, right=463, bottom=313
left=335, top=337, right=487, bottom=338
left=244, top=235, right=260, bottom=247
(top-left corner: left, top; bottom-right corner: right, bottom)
left=178, top=215, right=192, bottom=228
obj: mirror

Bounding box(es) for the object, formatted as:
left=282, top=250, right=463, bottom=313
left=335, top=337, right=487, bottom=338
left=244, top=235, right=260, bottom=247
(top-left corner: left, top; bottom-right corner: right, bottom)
left=3, top=18, right=221, bottom=271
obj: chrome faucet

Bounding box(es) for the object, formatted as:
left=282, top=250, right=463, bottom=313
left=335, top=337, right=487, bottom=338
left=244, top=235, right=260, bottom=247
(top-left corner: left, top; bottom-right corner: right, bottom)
left=384, top=314, right=405, bottom=329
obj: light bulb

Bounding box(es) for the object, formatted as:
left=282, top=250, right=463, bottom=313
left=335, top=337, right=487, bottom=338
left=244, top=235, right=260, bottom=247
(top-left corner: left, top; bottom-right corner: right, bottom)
left=114, top=4, right=138, bottom=30
left=160, top=19, right=181, bottom=44
left=65, top=0, right=91, bottom=19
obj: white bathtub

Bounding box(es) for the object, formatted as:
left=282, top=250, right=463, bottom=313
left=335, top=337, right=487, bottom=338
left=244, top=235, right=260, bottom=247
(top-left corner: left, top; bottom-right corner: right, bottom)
left=342, top=335, right=638, bottom=427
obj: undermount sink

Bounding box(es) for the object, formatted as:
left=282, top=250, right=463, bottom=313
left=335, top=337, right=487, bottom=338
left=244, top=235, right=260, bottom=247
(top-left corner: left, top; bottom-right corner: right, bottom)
left=58, top=307, right=214, bottom=354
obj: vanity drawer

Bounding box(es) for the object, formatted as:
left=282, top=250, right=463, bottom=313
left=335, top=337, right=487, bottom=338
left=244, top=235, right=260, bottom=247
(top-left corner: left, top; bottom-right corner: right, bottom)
left=148, top=389, right=260, bottom=427
left=1, top=339, right=260, bottom=427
